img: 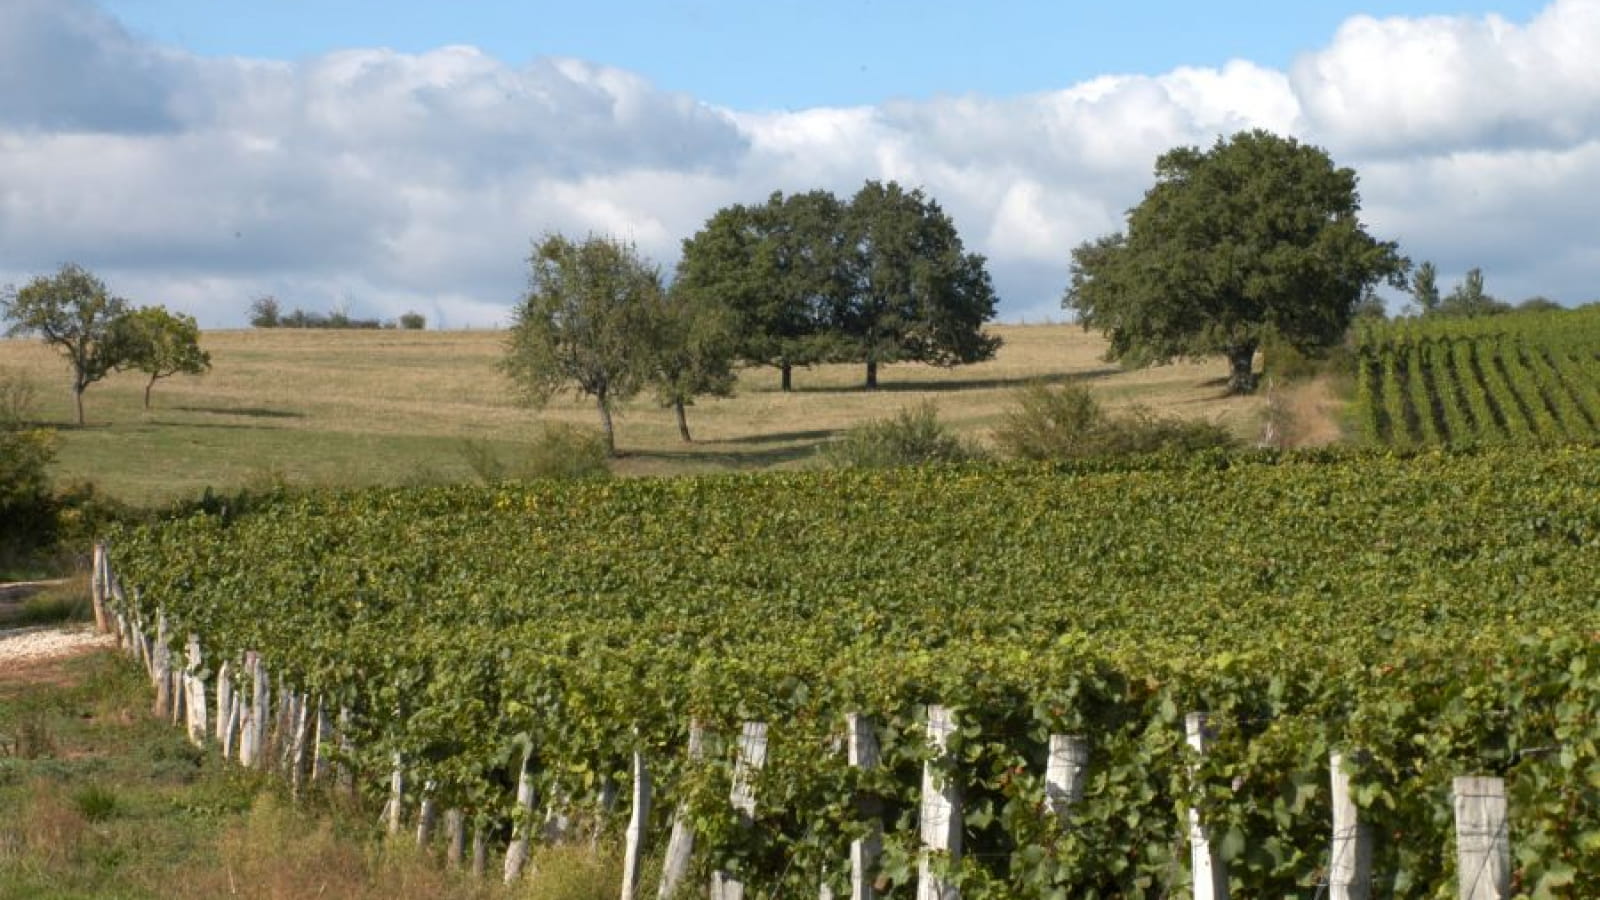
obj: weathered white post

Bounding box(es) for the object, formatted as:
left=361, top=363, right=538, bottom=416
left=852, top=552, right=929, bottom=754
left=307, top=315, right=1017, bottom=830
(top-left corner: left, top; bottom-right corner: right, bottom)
left=184, top=635, right=207, bottom=746
left=658, top=720, right=708, bottom=899
left=472, top=821, right=489, bottom=878
left=1185, top=713, right=1229, bottom=900
left=503, top=744, right=539, bottom=883
left=237, top=653, right=259, bottom=767
left=444, top=809, right=467, bottom=868
left=845, top=713, right=884, bottom=900
left=215, top=661, right=233, bottom=745
left=1328, top=751, right=1373, bottom=900
left=1452, top=776, right=1509, bottom=900
left=90, top=542, right=109, bottom=632
left=1045, top=735, right=1089, bottom=823
left=385, top=751, right=406, bottom=835
left=918, top=705, right=962, bottom=900
left=289, top=695, right=312, bottom=796
left=416, top=784, right=439, bottom=848
left=710, top=721, right=769, bottom=900
left=619, top=749, right=652, bottom=900
left=152, top=612, right=172, bottom=717
left=250, top=655, right=270, bottom=770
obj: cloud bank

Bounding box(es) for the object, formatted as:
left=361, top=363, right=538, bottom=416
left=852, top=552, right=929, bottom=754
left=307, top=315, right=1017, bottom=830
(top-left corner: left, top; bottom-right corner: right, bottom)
left=2, top=0, right=1597, bottom=327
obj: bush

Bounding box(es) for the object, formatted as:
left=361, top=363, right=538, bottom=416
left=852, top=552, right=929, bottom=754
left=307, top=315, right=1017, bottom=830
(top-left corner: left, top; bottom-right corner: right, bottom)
left=993, top=382, right=1234, bottom=461
left=821, top=401, right=983, bottom=468
left=461, top=423, right=612, bottom=483
left=0, top=370, right=58, bottom=561
left=398, top=311, right=426, bottom=330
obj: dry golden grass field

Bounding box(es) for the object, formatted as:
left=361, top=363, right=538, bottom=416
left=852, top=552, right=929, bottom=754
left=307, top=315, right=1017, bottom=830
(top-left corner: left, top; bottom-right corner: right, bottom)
left=1, top=324, right=1272, bottom=506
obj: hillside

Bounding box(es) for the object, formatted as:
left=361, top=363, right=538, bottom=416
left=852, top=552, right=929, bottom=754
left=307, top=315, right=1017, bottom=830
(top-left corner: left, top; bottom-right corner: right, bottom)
left=1, top=324, right=1268, bottom=505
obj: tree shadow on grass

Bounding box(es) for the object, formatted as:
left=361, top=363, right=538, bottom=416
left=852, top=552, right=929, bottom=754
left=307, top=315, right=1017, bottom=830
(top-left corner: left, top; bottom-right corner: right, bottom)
left=175, top=406, right=305, bottom=419
left=624, top=428, right=842, bottom=469
left=789, top=368, right=1121, bottom=394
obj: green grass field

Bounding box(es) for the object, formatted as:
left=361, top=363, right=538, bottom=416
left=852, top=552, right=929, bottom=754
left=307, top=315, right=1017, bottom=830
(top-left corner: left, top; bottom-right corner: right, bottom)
left=1, top=325, right=1268, bottom=506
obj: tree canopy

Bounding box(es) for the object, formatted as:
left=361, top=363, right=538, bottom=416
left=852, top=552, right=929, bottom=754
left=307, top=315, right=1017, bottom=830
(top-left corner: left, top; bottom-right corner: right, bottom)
left=647, top=283, right=737, bottom=442
left=676, top=190, right=847, bottom=391
left=111, top=305, right=212, bottom=409
left=842, top=181, right=1001, bottom=388
left=1, top=263, right=130, bottom=424
left=678, top=181, right=1000, bottom=390
left=1063, top=130, right=1407, bottom=394
left=502, top=234, right=664, bottom=456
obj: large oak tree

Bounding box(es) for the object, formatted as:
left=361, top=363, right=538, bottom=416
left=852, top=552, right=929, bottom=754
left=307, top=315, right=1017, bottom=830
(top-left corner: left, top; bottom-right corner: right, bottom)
left=1064, top=130, right=1406, bottom=394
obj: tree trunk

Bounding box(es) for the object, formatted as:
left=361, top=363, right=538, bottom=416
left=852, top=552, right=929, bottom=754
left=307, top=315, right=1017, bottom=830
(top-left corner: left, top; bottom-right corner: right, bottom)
left=780, top=361, right=793, bottom=392
left=74, top=383, right=85, bottom=426
left=1226, top=342, right=1258, bottom=395
left=865, top=359, right=879, bottom=391
left=674, top=398, right=692, bottom=443
left=144, top=376, right=156, bottom=410
left=595, top=392, right=617, bottom=456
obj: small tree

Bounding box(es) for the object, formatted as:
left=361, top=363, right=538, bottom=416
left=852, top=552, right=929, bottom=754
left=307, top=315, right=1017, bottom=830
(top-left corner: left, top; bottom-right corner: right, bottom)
left=1064, top=130, right=1407, bottom=394
left=1, top=264, right=130, bottom=425
left=501, top=234, right=662, bottom=455
left=248, top=295, right=281, bottom=328
left=649, top=285, right=736, bottom=442
left=1436, top=268, right=1510, bottom=317
left=399, top=311, right=426, bottom=330
left=1410, top=261, right=1441, bottom=314
left=112, top=306, right=212, bottom=409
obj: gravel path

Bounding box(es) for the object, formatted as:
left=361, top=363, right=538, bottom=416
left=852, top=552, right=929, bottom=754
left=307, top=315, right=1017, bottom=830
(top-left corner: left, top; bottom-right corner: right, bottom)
left=0, top=625, right=116, bottom=670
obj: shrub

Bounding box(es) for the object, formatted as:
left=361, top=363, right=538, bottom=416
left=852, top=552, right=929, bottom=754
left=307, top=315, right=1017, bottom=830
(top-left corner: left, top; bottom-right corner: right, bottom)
left=462, top=423, right=612, bottom=483
left=398, top=311, right=426, bottom=330
left=0, top=369, right=57, bottom=561
left=993, top=382, right=1234, bottom=461
left=821, top=401, right=982, bottom=468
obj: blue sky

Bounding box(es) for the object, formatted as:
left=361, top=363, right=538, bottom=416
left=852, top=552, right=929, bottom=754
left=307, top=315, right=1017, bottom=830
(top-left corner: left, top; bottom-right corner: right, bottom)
left=102, top=1, right=1548, bottom=109
left=1, top=1, right=1595, bottom=327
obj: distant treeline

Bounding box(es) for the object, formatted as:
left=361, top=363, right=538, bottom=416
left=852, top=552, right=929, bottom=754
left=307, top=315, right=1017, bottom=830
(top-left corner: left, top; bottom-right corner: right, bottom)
left=249, top=296, right=424, bottom=331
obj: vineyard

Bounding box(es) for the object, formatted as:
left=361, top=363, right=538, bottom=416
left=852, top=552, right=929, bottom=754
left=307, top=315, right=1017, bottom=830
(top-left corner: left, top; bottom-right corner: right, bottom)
left=106, top=447, right=1600, bottom=898
left=1351, top=308, right=1600, bottom=447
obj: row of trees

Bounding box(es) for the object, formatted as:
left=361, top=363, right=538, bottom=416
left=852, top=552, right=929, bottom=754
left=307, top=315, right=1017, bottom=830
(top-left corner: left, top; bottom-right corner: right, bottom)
left=504, top=180, right=1003, bottom=453
left=249, top=296, right=427, bottom=330
left=1405, top=262, right=1561, bottom=317
left=1, top=264, right=211, bottom=424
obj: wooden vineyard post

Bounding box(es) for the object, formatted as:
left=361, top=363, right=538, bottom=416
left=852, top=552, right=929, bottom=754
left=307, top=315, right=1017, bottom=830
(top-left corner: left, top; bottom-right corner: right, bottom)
left=1329, top=751, right=1373, bottom=900
left=1185, top=713, right=1229, bottom=900
left=90, top=542, right=108, bottom=632
left=416, top=784, right=438, bottom=848
left=289, top=695, right=312, bottom=797
left=918, top=705, right=962, bottom=900
left=619, top=748, right=652, bottom=900
left=386, top=751, right=405, bottom=836
left=215, top=661, right=233, bottom=746
left=711, top=721, right=769, bottom=900
left=658, top=719, right=708, bottom=899
left=1045, top=735, right=1089, bottom=823
left=503, top=744, right=539, bottom=883
left=1452, top=776, right=1509, bottom=900
left=250, top=655, right=270, bottom=770
left=184, top=635, right=207, bottom=747
left=152, top=611, right=172, bottom=718
left=444, top=809, right=466, bottom=868
left=844, top=713, right=884, bottom=900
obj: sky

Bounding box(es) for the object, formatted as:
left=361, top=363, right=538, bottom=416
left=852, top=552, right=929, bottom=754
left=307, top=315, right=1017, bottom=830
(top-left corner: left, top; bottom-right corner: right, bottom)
left=2, top=0, right=1596, bottom=328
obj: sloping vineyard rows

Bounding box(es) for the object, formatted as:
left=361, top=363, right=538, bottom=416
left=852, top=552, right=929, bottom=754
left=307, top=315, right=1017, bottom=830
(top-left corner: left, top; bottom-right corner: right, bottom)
left=110, top=449, right=1600, bottom=897
left=1352, top=309, right=1600, bottom=447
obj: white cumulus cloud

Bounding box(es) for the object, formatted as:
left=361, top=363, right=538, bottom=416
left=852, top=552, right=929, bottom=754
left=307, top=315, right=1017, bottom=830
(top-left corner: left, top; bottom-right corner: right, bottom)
left=1, top=0, right=1597, bottom=330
